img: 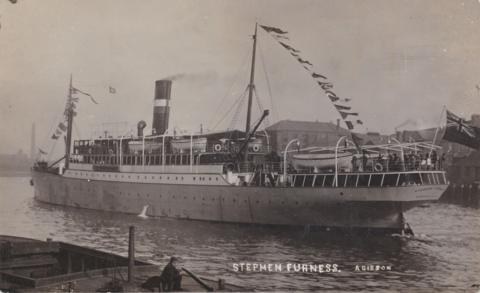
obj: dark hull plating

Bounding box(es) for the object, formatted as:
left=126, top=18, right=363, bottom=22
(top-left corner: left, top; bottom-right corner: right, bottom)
left=32, top=170, right=447, bottom=231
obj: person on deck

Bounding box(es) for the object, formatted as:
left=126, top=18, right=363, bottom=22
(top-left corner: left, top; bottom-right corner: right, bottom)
left=361, top=151, right=368, bottom=171
left=426, top=154, right=432, bottom=170
left=351, top=156, right=358, bottom=171
left=160, top=256, right=182, bottom=292
left=431, top=150, right=438, bottom=170
left=439, top=153, right=446, bottom=169
left=391, top=153, right=399, bottom=171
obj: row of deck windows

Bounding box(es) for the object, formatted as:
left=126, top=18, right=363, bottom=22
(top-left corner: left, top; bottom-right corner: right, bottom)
left=68, top=171, right=219, bottom=182
left=71, top=154, right=198, bottom=166
left=291, top=172, right=446, bottom=188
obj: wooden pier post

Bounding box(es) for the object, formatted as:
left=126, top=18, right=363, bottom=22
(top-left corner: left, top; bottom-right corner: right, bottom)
left=128, top=226, right=135, bottom=283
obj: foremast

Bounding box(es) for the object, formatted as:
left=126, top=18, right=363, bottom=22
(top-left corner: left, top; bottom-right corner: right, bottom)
left=64, top=75, right=74, bottom=170
left=244, top=23, right=258, bottom=162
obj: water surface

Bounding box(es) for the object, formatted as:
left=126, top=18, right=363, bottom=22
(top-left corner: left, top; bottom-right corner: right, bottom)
left=0, top=176, right=478, bottom=291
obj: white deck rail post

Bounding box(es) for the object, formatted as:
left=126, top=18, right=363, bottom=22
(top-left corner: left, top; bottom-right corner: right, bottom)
left=335, top=136, right=347, bottom=187
left=119, top=136, right=123, bottom=166
left=190, top=133, right=193, bottom=172
left=142, top=135, right=145, bottom=169
left=283, top=139, right=299, bottom=186
left=162, top=135, right=165, bottom=172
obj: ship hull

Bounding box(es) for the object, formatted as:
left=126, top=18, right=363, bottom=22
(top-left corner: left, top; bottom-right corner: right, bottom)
left=32, top=170, right=447, bottom=232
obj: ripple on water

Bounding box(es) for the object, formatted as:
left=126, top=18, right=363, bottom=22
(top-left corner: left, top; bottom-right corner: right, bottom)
left=0, top=177, right=479, bottom=291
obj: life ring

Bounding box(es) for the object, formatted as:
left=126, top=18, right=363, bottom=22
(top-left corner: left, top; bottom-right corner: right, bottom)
left=374, top=163, right=383, bottom=172
left=214, top=144, right=222, bottom=152
left=252, top=145, right=260, bottom=152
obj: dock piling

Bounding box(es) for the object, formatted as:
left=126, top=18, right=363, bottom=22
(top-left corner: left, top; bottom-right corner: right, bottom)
left=128, top=226, right=135, bottom=283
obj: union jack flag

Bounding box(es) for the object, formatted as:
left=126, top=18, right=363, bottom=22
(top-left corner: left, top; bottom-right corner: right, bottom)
left=443, top=110, right=480, bottom=150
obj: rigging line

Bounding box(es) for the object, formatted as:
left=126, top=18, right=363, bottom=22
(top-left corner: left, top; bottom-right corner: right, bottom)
left=212, top=87, right=249, bottom=131
left=253, top=87, right=270, bottom=127
left=224, top=88, right=248, bottom=131
left=258, top=40, right=278, bottom=123
left=207, top=47, right=251, bottom=128
left=40, top=112, right=62, bottom=154
left=47, top=134, right=59, bottom=162
left=228, top=90, right=248, bottom=131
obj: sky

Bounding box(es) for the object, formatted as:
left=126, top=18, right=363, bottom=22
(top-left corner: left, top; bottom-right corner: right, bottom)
left=1, top=0, right=479, bottom=156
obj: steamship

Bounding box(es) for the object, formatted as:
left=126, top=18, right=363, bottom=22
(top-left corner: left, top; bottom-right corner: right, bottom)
left=31, top=25, right=448, bottom=233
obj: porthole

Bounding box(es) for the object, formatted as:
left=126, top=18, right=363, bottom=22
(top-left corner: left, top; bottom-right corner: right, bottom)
left=209, top=177, right=212, bottom=181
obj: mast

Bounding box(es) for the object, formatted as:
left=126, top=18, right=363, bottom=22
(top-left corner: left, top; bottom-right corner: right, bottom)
left=65, top=74, right=74, bottom=169
left=244, top=23, right=258, bottom=162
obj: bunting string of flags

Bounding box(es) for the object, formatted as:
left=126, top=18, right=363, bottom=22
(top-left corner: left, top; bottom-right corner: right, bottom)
left=260, top=24, right=364, bottom=130
left=51, top=83, right=99, bottom=140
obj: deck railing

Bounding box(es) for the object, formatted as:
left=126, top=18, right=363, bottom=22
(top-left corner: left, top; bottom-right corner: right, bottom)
left=286, top=171, right=447, bottom=188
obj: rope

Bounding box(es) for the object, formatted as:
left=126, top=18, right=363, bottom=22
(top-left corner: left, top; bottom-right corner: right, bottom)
left=212, top=87, right=248, bottom=131
left=207, top=47, right=251, bottom=129
left=227, top=88, right=248, bottom=131
left=258, top=41, right=278, bottom=123
left=253, top=87, right=270, bottom=127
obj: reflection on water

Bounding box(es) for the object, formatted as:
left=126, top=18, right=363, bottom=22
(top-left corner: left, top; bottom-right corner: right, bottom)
left=0, top=177, right=479, bottom=290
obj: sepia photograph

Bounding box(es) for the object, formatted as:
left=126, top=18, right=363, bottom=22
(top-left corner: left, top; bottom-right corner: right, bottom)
left=0, top=0, right=479, bottom=291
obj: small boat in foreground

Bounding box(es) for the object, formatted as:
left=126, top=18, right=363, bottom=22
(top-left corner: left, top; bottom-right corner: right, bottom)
left=0, top=234, right=246, bottom=292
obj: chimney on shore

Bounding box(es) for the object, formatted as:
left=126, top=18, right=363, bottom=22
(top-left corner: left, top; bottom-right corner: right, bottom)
left=152, top=80, right=172, bottom=135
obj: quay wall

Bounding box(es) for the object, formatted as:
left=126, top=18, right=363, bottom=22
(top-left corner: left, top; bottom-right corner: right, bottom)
left=440, top=183, right=480, bottom=208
